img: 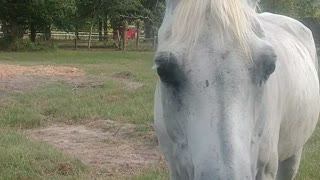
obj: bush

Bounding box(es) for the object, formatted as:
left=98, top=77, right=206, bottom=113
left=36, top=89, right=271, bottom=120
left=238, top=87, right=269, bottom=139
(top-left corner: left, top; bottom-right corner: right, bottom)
left=104, top=39, right=120, bottom=49
left=0, top=38, right=58, bottom=52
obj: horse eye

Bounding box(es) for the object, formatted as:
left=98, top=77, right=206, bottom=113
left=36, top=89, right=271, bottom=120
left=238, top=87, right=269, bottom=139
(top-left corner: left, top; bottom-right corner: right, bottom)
left=253, top=47, right=277, bottom=87
left=155, top=52, right=185, bottom=87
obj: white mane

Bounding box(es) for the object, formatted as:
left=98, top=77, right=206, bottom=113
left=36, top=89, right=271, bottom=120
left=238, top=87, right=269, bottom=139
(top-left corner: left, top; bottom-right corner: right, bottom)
left=169, top=0, right=257, bottom=53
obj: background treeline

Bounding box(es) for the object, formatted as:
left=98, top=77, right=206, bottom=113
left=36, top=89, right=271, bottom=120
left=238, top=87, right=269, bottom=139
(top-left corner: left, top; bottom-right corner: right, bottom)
left=0, top=0, right=165, bottom=50
left=0, top=0, right=318, bottom=51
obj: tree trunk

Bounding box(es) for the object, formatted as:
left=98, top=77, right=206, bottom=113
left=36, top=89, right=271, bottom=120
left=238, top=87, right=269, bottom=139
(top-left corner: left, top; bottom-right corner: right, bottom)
left=104, top=17, right=108, bottom=41
left=30, top=24, right=36, bottom=42
left=45, top=25, right=51, bottom=41
left=74, top=38, right=78, bottom=50
left=135, top=21, right=140, bottom=49
left=1, top=22, right=9, bottom=38
left=116, top=30, right=121, bottom=49
left=88, top=21, right=94, bottom=50
left=98, top=18, right=103, bottom=41
left=88, top=16, right=97, bottom=50
left=8, top=22, right=24, bottom=45
left=0, top=21, right=25, bottom=50
left=111, top=20, right=119, bottom=41
left=75, top=28, right=80, bottom=40
left=144, top=21, right=152, bottom=39
left=122, top=21, right=128, bottom=50
left=152, top=28, right=156, bottom=49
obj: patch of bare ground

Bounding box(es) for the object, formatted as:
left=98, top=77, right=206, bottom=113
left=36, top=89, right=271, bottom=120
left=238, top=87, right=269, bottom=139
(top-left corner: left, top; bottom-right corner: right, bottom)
left=26, top=120, right=163, bottom=178
left=110, top=71, right=144, bottom=90
left=0, top=64, right=83, bottom=78
left=0, top=64, right=144, bottom=92
left=0, top=64, right=84, bottom=92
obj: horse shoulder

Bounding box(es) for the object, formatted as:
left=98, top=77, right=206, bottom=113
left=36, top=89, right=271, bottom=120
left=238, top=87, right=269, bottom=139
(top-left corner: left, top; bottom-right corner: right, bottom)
left=258, top=12, right=318, bottom=69
left=256, top=12, right=319, bottom=160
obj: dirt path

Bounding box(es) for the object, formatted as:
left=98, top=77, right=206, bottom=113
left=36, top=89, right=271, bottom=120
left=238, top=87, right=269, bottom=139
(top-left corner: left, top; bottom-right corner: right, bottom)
left=27, top=120, right=163, bottom=178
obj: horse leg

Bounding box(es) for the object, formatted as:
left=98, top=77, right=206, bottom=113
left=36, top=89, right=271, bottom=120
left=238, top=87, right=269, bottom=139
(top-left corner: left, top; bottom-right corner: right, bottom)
left=276, top=148, right=303, bottom=180
left=167, top=161, right=180, bottom=180
left=256, top=151, right=279, bottom=180
left=167, top=160, right=192, bottom=180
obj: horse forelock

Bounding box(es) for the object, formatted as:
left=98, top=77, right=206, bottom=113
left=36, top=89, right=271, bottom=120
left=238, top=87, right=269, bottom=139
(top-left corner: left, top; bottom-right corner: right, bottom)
left=167, top=0, right=257, bottom=56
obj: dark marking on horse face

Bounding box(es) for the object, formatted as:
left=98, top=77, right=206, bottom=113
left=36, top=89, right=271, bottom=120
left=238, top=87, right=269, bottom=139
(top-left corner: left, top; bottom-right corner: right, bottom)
left=206, top=80, right=209, bottom=87
left=172, top=88, right=184, bottom=111
left=222, top=51, right=230, bottom=60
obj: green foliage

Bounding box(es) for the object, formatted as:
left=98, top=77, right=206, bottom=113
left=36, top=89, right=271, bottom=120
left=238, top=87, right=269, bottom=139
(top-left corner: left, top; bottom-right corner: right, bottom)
left=0, top=0, right=77, bottom=48
left=0, top=38, right=57, bottom=52
left=260, top=0, right=320, bottom=18
left=28, top=0, right=77, bottom=31
left=141, top=0, right=165, bottom=27
left=131, top=166, right=169, bottom=180
left=0, top=0, right=165, bottom=51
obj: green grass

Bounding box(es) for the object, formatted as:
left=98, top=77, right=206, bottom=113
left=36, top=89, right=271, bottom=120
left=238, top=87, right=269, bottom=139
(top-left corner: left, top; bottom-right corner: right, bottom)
left=0, top=80, right=154, bottom=128
left=0, top=51, right=319, bottom=179
left=0, top=50, right=154, bottom=65
left=129, top=166, right=169, bottom=180
left=0, top=129, right=88, bottom=180
left=0, top=50, right=156, bottom=128
left=0, top=50, right=157, bottom=179
left=296, top=124, right=320, bottom=180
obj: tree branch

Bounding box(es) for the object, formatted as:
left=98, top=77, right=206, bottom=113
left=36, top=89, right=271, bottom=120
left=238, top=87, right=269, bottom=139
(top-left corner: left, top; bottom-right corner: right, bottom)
left=119, top=15, right=154, bottom=23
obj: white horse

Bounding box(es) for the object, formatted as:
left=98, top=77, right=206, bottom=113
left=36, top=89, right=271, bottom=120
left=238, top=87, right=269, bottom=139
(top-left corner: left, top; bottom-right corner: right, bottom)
left=154, top=0, right=319, bottom=179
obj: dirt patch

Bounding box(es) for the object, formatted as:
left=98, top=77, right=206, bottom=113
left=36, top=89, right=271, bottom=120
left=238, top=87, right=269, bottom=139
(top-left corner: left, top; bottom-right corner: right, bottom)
left=117, top=80, right=144, bottom=91
left=111, top=71, right=135, bottom=79
left=0, top=64, right=83, bottom=78
left=0, top=64, right=144, bottom=92
left=27, top=120, right=163, bottom=177
left=0, top=64, right=84, bottom=92
left=0, top=75, right=51, bottom=92
left=111, top=72, right=144, bottom=90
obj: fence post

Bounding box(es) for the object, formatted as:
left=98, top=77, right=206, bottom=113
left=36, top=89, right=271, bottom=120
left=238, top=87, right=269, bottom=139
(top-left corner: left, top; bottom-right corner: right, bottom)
left=74, top=38, right=77, bottom=50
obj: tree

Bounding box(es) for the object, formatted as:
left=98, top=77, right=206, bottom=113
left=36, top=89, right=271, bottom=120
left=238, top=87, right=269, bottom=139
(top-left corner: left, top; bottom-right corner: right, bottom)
left=28, top=0, right=76, bottom=42
left=0, top=0, right=166, bottom=50
left=0, top=1, right=31, bottom=45
left=0, top=0, right=76, bottom=48
left=260, top=0, right=320, bottom=18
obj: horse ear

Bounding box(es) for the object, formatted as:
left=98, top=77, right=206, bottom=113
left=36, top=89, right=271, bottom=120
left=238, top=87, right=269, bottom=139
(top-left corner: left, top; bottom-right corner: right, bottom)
left=246, top=0, right=260, bottom=9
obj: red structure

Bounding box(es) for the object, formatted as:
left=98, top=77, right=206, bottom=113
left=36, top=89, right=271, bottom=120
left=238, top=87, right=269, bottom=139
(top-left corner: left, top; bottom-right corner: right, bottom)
left=126, top=26, right=136, bottom=39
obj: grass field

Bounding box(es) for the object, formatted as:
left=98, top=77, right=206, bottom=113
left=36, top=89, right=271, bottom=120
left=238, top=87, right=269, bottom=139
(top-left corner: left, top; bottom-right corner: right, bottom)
left=0, top=51, right=319, bottom=180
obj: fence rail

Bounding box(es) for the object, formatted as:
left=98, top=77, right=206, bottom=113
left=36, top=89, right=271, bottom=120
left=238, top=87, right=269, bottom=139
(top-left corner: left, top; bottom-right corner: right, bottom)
left=0, top=30, right=158, bottom=50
